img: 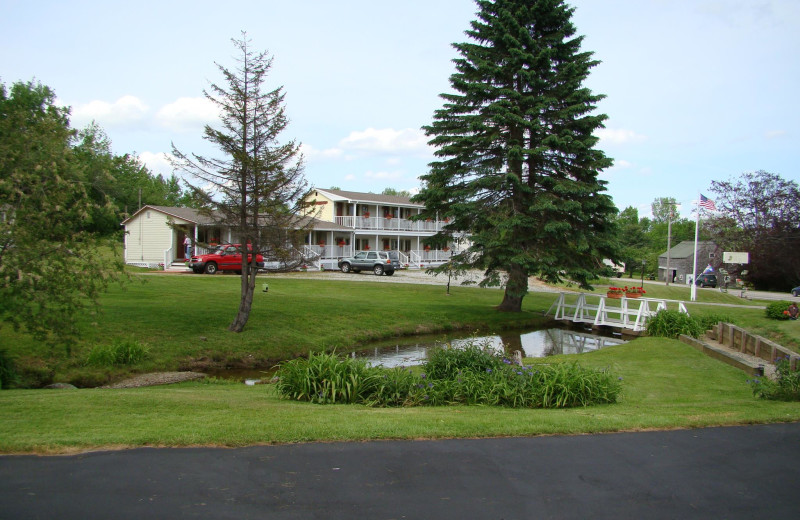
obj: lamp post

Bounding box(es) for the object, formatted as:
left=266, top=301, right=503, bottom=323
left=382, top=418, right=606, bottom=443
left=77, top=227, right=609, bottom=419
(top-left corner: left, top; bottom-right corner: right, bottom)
left=641, top=259, right=646, bottom=287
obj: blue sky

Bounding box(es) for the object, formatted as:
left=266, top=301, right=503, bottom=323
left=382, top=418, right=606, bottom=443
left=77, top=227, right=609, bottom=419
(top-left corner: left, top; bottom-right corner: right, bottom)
left=2, top=0, right=797, bottom=218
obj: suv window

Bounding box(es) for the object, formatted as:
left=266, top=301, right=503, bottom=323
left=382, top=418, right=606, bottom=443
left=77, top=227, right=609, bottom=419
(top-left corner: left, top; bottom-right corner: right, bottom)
left=354, top=252, right=367, bottom=259
left=367, top=252, right=377, bottom=259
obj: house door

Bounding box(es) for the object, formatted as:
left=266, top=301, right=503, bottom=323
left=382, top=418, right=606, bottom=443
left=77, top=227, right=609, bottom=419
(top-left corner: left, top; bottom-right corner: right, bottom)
left=177, top=231, right=187, bottom=260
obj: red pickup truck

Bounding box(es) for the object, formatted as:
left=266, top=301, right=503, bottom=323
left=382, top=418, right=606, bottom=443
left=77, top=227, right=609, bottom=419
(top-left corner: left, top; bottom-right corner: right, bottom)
left=187, top=244, right=264, bottom=274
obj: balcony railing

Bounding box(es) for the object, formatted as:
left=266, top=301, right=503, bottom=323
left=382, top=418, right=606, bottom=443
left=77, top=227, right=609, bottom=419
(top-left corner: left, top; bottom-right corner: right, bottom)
left=335, top=216, right=445, bottom=233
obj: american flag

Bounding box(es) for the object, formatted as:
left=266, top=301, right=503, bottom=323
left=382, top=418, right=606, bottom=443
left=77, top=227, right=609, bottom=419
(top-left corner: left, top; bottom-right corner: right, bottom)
left=699, top=194, right=716, bottom=211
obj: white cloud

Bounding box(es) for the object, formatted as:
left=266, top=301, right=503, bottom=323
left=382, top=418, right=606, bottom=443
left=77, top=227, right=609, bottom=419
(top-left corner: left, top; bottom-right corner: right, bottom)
left=595, top=128, right=647, bottom=145
left=70, top=95, right=149, bottom=127
left=339, top=127, right=432, bottom=156
left=612, top=159, right=633, bottom=169
left=765, top=129, right=787, bottom=139
left=300, top=143, right=345, bottom=160
left=364, top=170, right=404, bottom=180
left=156, top=97, right=218, bottom=132
left=138, top=151, right=174, bottom=177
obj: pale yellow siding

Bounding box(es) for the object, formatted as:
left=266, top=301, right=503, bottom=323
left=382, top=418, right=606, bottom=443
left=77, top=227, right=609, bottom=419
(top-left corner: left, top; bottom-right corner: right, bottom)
left=304, top=191, right=335, bottom=222
left=124, top=210, right=190, bottom=265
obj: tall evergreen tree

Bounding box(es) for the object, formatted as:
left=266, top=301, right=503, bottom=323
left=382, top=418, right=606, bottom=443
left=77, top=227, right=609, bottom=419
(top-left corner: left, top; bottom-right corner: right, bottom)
left=172, top=34, right=310, bottom=332
left=414, top=0, right=618, bottom=311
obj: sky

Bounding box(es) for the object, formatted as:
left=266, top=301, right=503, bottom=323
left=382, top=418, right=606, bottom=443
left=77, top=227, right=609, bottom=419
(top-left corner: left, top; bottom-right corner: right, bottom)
left=2, top=0, right=797, bottom=219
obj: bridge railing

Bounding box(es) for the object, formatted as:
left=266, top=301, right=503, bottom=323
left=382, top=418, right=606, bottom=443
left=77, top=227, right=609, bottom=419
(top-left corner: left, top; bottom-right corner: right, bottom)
left=546, top=293, right=689, bottom=332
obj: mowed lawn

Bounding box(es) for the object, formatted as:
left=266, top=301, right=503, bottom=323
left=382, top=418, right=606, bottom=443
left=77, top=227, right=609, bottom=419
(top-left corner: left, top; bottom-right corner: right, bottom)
left=2, top=338, right=799, bottom=453
left=1, top=272, right=799, bottom=453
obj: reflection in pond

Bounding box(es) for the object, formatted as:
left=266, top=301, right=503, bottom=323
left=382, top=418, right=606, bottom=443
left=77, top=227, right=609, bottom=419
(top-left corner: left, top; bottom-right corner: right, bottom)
left=356, top=328, right=626, bottom=368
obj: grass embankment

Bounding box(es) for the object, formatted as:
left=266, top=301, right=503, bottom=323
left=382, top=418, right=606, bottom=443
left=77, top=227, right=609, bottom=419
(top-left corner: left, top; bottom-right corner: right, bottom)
left=2, top=271, right=799, bottom=453
left=2, top=337, right=799, bottom=453
left=3, top=273, right=556, bottom=386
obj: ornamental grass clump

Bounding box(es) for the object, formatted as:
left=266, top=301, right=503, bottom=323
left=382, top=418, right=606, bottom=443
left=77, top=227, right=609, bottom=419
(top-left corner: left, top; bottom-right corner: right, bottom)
left=274, top=351, right=383, bottom=404
left=749, top=356, right=800, bottom=401
left=86, top=337, right=151, bottom=367
left=275, top=341, right=622, bottom=409
left=646, top=310, right=704, bottom=339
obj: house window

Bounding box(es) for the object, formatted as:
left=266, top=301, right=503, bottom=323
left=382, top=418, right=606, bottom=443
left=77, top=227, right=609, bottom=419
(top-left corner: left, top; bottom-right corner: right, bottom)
left=146, top=211, right=151, bottom=219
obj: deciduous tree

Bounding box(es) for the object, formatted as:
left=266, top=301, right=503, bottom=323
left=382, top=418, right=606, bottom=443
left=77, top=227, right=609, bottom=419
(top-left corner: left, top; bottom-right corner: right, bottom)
left=708, top=170, right=800, bottom=290
left=0, top=81, right=123, bottom=352
left=172, top=34, right=310, bottom=332
left=413, top=0, right=618, bottom=311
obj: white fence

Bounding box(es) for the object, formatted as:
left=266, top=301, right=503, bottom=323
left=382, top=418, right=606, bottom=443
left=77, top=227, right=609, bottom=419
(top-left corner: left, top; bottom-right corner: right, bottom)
left=546, top=293, right=689, bottom=332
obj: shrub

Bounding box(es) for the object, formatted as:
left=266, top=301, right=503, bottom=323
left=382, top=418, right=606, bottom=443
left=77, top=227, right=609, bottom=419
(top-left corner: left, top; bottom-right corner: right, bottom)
left=275, top=342, right=622, bottom=409
left=749, top=356, right=800, bottom=401
left=86, top=337, right=150, bottom=367
left=646, top=310, right=704, bottom=339
left=275, top=352, right=382, bottom=404
left=765, top=301, right=793, bottom=320
left=423, top=340, right=504, bottom=380
left=0, top=348, right=18, bottom=389
left=695, top=313, right=736, bottom=331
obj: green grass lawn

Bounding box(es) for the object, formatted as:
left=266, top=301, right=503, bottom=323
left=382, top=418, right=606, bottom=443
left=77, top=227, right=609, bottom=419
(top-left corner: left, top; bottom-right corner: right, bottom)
left=1, top=271, right=799, bottom=453
left=1, top=337, right=798, bottom=454
left=2, top=272, right=797, bottom=387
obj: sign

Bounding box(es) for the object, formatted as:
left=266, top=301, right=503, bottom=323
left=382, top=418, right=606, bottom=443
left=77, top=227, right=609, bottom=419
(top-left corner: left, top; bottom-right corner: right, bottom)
left=723, top=252, right=749, bottom=264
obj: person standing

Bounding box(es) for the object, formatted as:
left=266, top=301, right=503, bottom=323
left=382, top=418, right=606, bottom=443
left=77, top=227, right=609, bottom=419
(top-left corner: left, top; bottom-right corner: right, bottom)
left=183, top=235, right=192, bottom=258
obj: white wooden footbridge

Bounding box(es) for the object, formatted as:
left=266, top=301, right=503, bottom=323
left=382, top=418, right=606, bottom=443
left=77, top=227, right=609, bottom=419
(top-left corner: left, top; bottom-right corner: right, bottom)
left=546, top=293, right=689, bottom=333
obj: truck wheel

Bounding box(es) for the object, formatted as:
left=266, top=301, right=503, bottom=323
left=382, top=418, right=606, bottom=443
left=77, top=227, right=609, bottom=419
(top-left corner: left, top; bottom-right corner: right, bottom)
left=204, top=262, right=218, bottom=275
left=385, top=270, right=394, bottom=276
left=340, top=263, right=351, bottom=273
left=373, top=264, right=384, bottom=276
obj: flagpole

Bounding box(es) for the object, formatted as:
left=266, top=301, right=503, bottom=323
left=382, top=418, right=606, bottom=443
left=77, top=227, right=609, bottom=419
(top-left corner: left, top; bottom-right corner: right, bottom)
left=690, top=193, right=700, bottom=302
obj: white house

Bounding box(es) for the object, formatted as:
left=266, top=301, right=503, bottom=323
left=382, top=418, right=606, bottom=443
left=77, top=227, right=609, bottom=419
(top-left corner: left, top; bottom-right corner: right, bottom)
left=121, top=206, right=230, bottom=267
left=121, top=190, right=456, bottom=270
left=301, top=189, right=454, bottom=269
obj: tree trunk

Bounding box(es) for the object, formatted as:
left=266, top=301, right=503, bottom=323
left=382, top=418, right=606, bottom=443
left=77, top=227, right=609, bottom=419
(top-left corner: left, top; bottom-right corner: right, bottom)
left=229, top=264, right=257, bottom=332
left=496, top=263, right=528, bottom=312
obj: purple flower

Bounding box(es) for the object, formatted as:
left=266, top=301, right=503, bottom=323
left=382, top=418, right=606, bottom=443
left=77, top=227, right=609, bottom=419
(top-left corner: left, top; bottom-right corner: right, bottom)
left=486, top=368, right=492, bottom=373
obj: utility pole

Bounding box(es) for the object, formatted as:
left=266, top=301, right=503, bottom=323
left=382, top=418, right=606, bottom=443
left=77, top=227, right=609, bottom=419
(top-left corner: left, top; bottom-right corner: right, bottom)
left=665, top=205, right=673, bottom=286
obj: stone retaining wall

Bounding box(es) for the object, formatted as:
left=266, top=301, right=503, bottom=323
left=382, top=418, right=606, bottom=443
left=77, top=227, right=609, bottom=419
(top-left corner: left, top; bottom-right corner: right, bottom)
left=712, top=323, right=799, bottom=371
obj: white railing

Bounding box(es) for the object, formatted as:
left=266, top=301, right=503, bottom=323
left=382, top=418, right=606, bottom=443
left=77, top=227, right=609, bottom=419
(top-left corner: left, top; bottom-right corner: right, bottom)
left=335, top=216, right=445, bottom=233
left=546, top=293, right=689, bottom=332
left=163, top=247, right=173, bottom=270
left=408, top=249, right=451, bottom=267
left=308, top=244, right=354, bottom=259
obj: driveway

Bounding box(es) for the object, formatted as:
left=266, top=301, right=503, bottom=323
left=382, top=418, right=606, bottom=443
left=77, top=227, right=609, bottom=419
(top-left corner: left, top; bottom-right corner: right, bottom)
left=1, top=423, right=798, bottom=519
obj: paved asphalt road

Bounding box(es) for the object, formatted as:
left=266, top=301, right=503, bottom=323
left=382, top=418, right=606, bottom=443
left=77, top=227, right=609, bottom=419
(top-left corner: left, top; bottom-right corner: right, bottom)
left=2, top=423, right=799, bottom=519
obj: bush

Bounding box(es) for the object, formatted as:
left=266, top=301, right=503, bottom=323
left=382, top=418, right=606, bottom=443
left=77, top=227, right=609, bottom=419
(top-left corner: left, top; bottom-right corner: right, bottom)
left=275, top=342, right=622, bottom=409
left=695, top=313, right=736, bottom=331
left=646, top=310, right=704, bottom=339
left=86, top=337, right=150, bottom=367
left=749, top=356, right=800, bottom=401
left=423, top=340, right=504, bottom=380
left=765, top=301, right=793, bottom=320
left=0, top=348, right=18, bottom=389
left=275, top=352, right=382, bottom=404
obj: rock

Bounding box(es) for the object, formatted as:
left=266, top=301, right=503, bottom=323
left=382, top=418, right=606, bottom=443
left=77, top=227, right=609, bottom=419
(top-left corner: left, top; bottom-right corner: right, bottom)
left=44, top=383, right=78, bottom=390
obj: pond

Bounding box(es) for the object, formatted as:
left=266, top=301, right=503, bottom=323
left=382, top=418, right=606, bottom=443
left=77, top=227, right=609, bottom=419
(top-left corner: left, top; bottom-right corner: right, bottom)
left=353, top=326, right=627, bottom=368
left=202, top=326, right=626, bottom=382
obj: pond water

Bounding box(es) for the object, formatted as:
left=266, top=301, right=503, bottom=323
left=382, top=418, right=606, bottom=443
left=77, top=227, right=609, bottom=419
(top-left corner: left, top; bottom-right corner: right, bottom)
left=353, top=327, right=627, bottom=368
left=203, top=326, right=626, bottom=382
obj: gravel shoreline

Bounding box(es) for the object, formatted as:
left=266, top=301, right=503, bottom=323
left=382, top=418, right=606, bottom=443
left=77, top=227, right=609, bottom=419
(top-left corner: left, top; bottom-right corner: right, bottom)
left=100, top=372, right=207, bottom=389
